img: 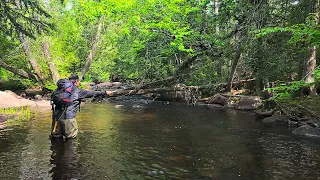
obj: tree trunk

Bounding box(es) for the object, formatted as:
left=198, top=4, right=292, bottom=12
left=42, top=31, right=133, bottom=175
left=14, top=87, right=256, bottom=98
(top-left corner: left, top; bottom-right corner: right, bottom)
left=215, top=0, right=219, bottom=33
left=19, top=34, right=45, bottom=85
left=0, top=60, right=36, bottom=79
left=263, top=77, right=270, bottom=89
left=215, top=0, right=222, bottom=76
left=42, top=41, right=60, bottom=83
left=304, top=0, right=320, bottom=95
left=79, top=15, right=105, bottom=80
left=226, top=42, right=242, bottom=91
left=200, top=4, right=207, bottom=34
left=304, top=46, right=316, bottom=95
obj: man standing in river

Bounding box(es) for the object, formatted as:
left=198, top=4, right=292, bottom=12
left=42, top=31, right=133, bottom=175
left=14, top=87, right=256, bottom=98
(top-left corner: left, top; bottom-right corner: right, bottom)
left=51, top=74, right=113, bottom=139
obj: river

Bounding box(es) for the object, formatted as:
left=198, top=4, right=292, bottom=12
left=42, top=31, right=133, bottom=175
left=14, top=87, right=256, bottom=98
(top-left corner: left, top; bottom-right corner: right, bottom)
left=0, top=99, right=320, bottom=179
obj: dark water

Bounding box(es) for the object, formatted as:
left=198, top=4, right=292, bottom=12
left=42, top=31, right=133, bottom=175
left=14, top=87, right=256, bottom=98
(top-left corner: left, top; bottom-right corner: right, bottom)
left=1, top=100, right=320, bottom=180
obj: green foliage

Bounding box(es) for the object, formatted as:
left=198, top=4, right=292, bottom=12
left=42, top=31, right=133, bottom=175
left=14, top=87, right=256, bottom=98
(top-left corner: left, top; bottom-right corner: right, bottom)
left=0, top=78, right=33, bottom=91
left=266, top=81, right=311, bottom=100
left=0, top=0, right=53, bottom=38
left=44, top=82, right=57, bottom=91
left=313, top=68, right=320, bottom=85
left=0, top=0, right=319, bottom=99
left=254, top=14, right=320, bottom=46
left=0, top=106, right=31, bottom=122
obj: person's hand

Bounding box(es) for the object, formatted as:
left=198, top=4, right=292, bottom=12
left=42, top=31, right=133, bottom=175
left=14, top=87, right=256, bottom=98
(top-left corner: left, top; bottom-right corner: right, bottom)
left=106, top=91, right=113, bottom=96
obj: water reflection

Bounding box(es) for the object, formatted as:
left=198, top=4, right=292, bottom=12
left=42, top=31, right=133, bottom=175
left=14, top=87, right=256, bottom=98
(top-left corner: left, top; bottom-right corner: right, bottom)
left=49, top=138, right=79, bottom=180
left=0, top=102, right=320, bottom=179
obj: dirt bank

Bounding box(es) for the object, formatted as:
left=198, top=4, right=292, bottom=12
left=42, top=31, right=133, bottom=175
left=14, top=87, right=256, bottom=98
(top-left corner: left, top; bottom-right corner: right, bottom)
left=0, top=90, right=51, bottom=110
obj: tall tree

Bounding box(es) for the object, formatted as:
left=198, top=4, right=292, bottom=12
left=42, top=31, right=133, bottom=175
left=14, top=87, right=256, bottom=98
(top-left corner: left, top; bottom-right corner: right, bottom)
left=19, top=34, right=45, bottom=85
left=80, top=15, right=105, bottom=80
left=304, top=0, right=319, bottom=94
left=42, top=41, right=60, bottom=83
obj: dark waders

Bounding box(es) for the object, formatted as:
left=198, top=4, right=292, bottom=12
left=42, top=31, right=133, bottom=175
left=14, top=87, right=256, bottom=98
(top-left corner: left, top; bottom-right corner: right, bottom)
left=51, top=104, right=66, bottom=138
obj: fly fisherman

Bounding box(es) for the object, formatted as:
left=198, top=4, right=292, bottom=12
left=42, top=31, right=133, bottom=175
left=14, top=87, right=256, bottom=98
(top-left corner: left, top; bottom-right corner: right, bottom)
left=50, top=74, right=113, bottom=139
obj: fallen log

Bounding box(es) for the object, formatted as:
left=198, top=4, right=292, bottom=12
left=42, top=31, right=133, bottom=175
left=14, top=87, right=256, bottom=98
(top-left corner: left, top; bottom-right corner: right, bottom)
left=109, top=86, right=203, bottom=97
left=108, top=79, right=256, bottom=98
left=138, top=78, right=255, bottom=89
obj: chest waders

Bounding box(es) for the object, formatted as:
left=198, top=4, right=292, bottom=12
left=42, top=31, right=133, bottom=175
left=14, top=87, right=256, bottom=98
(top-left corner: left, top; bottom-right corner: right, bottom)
left=51, top=100, right=81, bottom=134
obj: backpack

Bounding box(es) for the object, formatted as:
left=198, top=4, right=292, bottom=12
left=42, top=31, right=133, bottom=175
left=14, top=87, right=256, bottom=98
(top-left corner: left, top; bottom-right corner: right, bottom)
left=51, top=79, right=74, bottom=109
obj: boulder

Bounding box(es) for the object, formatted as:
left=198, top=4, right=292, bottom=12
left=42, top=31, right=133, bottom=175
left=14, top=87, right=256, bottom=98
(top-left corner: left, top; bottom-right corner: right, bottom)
left=233, top=95, right=263, bottom=110
left=34, top=94, right=42, bottom=100
left=207, top=94, right=229, bottom=106
left=93, top=82, right=113, bottom=90
left=292, top=125, right=320, bottom=139
left=207, top=93, right=262, bottom=110
left=157, top=91, right=185, bottom=102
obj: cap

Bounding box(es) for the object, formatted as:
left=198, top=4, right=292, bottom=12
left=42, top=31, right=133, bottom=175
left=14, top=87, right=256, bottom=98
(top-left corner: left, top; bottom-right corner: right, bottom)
left=68, top=74, right=80, bottom=80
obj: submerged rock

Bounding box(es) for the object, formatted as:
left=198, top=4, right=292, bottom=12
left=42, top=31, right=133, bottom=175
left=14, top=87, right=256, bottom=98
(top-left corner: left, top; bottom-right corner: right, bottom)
left=306, top=119, right=320, bottom=128
left=262, top=115, right=289, bottom=125
left=0, top=114, right=7, bottom=123
left=255, top=109, right=276, bottom=118
left=206, top=104, right=224, bottom=109
left=292, top=125, right=320, bottom=139
left=147, top=169, right=165, bottom=176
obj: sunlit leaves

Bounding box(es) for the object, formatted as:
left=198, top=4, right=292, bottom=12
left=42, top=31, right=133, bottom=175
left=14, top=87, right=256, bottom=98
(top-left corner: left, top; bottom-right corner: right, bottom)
left=0, top=0, right=53, bottom=38
left=255, top=13, right=320, bottom=46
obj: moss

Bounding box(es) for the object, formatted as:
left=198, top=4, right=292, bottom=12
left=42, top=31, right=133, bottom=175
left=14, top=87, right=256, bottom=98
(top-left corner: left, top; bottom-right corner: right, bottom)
left=0, top=106, right=31, bottom=121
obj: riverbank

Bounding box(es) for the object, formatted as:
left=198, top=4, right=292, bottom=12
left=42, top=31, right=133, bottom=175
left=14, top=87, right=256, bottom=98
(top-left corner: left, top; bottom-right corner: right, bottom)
left=2, top=83, right=320, bottom=140
left=0, top=90, right=51, bottom=111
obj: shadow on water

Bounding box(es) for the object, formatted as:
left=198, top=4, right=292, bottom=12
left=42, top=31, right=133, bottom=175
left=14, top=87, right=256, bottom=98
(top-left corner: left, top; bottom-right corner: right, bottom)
left=0, top=100, right=320, bottom=179
left=49, top=138, right=79, bottom=180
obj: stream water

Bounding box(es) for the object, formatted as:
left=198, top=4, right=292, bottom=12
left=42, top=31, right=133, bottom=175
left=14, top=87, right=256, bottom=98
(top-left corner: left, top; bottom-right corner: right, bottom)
left=1, top=99, right=320, bottom=180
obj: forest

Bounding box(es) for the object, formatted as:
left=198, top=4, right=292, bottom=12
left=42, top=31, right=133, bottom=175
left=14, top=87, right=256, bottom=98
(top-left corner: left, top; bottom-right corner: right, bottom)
left=0, top=0, right=319, bottom=101
left=2, top=2, right=320, bottom=178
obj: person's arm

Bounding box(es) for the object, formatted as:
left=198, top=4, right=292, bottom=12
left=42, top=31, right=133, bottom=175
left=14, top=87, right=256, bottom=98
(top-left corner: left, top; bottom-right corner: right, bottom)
left=78, top=89, right=114, bottom=99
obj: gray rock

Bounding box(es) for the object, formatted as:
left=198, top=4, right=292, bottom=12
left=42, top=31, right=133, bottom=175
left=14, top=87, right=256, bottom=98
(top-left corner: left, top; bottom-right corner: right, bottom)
left=206, top=104, right=224, bottom=109
left=158, top=91, right=185, bottom=102
left=207, top=94, right=262, bottom=110
left=255, top=109, right=276, bottom=118
left=292, top=125, right=320, bottom=138
left=288, top=120, right=299, bottom=127
left=0, top=114, right=7, bottom=123
left=34, top=94, right=42, bottom=100
left=207, top=94, right=229, bottom=106
left=306, top=119, right=320, bottom=128
left=262, top=115, right=289, bottom=124
left=234, top=96, right=263, bottom=110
